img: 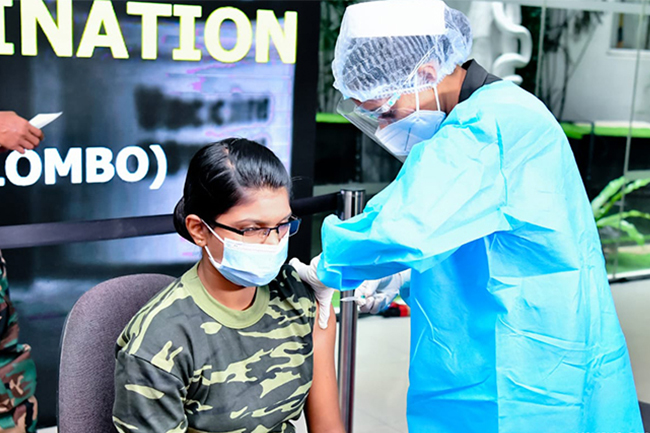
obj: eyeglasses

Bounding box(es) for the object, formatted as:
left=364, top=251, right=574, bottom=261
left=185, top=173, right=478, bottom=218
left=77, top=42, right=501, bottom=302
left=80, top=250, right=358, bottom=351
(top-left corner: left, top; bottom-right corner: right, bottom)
left=211, top=216, right=301, bottom=243
left=338, top=92, right=409, bottom=130
left=353, top=92, right=402, bottom=121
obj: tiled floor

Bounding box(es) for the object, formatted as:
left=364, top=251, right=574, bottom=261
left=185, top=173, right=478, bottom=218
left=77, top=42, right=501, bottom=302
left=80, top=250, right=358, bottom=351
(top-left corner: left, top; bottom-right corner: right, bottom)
left=611, top=279, right=650, bottom=404
left=37, top=280, right=650, bottom=433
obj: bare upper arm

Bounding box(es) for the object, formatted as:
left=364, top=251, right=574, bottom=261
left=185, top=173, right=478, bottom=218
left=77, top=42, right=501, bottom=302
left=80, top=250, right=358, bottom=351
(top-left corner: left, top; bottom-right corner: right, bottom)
left=304, top=303, right=344, bottom=433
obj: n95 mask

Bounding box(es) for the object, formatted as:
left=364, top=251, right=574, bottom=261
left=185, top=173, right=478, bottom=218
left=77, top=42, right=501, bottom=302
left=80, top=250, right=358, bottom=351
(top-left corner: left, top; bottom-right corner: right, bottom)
left=338, top=85, right=446, bottom=162
left=375, top=109, right=446, bottom=158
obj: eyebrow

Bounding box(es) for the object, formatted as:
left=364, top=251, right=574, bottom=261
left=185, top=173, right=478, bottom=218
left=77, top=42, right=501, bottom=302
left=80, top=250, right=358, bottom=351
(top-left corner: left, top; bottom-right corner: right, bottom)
left=361, top=96, right=391, bottom=111
left=234, top=213, right=292, bottom=226
left=361, top=101, right=383, bottom=111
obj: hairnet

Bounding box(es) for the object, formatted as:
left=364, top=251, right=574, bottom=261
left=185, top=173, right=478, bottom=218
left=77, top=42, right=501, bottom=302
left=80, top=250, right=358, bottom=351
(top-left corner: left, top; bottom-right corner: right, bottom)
left=332, top=0, right=473, bottom=102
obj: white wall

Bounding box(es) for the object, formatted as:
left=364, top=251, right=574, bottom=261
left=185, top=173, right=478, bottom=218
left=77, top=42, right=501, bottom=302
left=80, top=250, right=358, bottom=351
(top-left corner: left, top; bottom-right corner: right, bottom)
left=451, top=1, right=649, bottom=123
left=555, top=12, right=649, bottom=123
left=379, top=1, right=649, bottom=123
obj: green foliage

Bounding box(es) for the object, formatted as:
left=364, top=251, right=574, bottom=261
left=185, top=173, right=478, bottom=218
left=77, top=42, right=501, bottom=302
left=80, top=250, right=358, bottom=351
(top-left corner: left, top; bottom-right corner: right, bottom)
left=592, top=176, right=650, bottom=245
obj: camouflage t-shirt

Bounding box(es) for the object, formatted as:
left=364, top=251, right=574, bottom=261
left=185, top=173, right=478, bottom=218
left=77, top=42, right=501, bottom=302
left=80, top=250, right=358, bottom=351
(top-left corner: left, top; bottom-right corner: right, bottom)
left=113, top=263, right=316, bottom=433
left=0, top=250, right=38, bottom=433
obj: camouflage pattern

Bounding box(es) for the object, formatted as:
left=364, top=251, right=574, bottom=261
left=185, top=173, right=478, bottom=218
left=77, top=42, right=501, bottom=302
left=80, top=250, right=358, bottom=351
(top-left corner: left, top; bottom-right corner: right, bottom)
left=114, top=263, right=316, bottom=433
left=0, top=251, right=37, bottom=433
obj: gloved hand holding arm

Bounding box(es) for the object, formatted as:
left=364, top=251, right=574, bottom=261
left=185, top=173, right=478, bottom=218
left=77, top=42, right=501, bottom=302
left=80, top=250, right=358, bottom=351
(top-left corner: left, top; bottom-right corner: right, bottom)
left=289, top=255, right=335, bottom=330
left=290, top=254, right=411, bottom=323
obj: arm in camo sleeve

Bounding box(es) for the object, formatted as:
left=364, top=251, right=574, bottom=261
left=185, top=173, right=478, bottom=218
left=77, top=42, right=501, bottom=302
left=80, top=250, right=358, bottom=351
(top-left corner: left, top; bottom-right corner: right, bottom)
left=113, top=351, right=188, bottom=433
left=0, top=251, right=38, bottom=433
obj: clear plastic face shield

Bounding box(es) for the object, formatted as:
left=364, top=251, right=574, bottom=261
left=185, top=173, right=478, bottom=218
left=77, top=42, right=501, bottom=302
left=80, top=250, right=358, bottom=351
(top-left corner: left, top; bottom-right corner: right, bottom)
left=332, top=0, right=471, bottom=162
left=336, top=75, right=445, bottom=162
left=337, top=93, right=407, bottom=159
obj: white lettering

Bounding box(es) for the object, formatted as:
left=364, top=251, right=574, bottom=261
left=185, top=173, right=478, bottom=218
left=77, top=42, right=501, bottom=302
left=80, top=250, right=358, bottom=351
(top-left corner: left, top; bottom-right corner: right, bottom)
left=149, top=144, right=166, bottom=190
left=126, top=2, right=172, bottom=60
left=86, top=147, right=115, bottom=183
left=5, top=150, right=42, bottom=186
left=116, top=146, right=149, bottom=182
left=172, top=4, right=202, bottom=61
left=44, top=147, right=82, bottom=185
left=20, top=0, right=73, bottom=57
left=255, top=10, right=297, bottom=64
left=204, top=6, right=252, bottom=63
left=0, top=0, right=14, bottom=56
left=77, top=0, right=129, bottom=59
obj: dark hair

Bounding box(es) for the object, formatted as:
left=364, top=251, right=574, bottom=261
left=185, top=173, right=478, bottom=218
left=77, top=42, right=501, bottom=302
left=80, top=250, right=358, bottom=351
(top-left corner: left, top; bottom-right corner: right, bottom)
left=173, top=138, right=292, bottom=243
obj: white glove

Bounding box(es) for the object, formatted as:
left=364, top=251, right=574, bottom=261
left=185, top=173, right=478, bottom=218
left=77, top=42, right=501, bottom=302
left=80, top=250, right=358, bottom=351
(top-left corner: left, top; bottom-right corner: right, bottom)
left=355, top=270, right=411, bottom=314
left=289, top=255, right=334, bottom=330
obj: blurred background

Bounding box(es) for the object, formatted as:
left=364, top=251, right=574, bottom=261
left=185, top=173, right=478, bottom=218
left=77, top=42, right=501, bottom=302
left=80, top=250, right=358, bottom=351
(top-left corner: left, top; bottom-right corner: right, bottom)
left=315, top=0, right=650, bottom=278
left=0, top=0, right=649, bottom=430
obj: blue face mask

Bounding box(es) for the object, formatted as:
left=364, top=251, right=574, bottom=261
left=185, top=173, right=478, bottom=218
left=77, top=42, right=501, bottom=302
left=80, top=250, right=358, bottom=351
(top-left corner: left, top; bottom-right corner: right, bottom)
left=202, top=221, right=288, bottom=288
left=375, top=109, right=446, bottom=157
left=375, top=86, right=446, bottom=159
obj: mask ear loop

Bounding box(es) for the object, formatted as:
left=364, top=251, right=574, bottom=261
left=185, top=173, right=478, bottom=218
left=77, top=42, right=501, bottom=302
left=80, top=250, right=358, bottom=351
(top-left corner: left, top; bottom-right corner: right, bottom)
left=414, top=74, right=440, bottom=113
left=201, top=219, right=224, bottom=265
left=201, top=219, right=226, bottom=244
left=203, top=245, right=221, bottom=265
left=433, top=86, right=441, bottom=112
left=412, top=70, right=420, bottom=113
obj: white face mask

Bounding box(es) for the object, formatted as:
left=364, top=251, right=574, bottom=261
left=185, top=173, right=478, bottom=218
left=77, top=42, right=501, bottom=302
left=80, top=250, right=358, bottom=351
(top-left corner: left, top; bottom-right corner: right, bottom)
left=202, top=221, right=288, bottom=288
left=375, top=86, right=446, bottom=159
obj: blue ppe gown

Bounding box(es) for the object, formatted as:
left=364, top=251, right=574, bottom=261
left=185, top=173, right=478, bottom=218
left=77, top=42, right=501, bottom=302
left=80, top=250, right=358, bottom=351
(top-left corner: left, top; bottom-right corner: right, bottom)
left=317, top=81, right=643, bottom=432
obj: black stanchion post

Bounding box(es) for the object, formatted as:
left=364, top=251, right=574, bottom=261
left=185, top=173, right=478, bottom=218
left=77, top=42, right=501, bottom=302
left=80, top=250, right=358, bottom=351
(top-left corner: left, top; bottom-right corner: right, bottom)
left=337, top=188, right=365, bottom=433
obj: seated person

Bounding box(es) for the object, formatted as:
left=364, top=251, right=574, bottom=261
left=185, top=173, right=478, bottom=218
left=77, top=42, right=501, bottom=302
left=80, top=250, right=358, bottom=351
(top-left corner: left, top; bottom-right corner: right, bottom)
left=113, top=139, right=344, bottom=433
left=0, top=111, right=40, bottom=433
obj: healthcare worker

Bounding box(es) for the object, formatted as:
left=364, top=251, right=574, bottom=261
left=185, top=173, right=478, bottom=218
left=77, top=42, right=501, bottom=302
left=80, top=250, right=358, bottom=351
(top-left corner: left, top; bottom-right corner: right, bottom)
left=291, top=0, right=644, bottom=432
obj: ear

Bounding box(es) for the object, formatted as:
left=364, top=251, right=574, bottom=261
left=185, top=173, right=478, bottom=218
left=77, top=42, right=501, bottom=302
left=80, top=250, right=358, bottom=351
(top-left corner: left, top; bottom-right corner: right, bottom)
left=418, top=64, right=438, bottom=84
left=186, top=214, right=208, bottom=247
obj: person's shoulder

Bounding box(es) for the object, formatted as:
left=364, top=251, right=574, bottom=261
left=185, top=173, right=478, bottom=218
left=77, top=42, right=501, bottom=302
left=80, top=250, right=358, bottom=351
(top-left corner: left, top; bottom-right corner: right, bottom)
left=274, top=264, right=316, bottom=301
left=131, top=276, right=187, bottom=320
left=444, top=81, right=560, bottom=146
left=116, top=273, right=199, bottom=380
left=475, top=81, right=555, bottom=122
left=117, top=266, right=201, bottom=355
left=267, top=264, right=317, bottom=324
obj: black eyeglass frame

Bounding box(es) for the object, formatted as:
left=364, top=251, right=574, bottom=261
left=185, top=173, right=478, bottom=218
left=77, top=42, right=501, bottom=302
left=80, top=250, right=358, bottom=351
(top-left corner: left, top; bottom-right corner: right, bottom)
left=211, top=216, right=301, bottom=240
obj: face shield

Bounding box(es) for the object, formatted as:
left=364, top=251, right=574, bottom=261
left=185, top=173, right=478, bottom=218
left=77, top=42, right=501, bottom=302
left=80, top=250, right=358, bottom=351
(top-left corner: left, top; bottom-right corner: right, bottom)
left=336, top=93, right=407, bottom=160
left=331, top=0, right=472, bottom=161
left=337, top=73, right=446, bottom=162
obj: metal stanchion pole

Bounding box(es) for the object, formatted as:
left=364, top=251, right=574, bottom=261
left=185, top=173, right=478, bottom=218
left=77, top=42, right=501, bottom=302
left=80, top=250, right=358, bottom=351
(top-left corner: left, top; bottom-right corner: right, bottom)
left=337, top=189, right=365, bottom=433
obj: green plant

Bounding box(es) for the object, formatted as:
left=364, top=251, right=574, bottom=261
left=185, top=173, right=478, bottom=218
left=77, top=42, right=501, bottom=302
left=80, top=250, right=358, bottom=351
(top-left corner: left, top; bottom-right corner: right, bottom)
left=591, top=176, right=650, bottom=245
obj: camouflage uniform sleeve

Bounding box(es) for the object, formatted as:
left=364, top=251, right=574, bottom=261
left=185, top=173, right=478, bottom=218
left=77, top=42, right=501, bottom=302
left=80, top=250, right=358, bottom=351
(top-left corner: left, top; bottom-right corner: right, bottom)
left=113, top=350, right=188, bottom=433
left=0, top=251, right=38, bottom=433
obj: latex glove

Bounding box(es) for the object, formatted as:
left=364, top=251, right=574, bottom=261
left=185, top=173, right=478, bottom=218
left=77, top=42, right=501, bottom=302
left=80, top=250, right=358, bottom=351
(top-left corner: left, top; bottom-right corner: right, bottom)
left=355, top=270, right=411, bottom=314
left=0, top=111, right=43, bottom=154
left=289, top=255, right=334, bottom=330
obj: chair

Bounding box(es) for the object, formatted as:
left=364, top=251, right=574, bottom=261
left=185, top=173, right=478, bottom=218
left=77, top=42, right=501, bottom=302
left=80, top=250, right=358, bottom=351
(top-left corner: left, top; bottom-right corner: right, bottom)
left=58, top=274, right=175, bottom=433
